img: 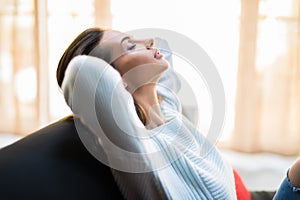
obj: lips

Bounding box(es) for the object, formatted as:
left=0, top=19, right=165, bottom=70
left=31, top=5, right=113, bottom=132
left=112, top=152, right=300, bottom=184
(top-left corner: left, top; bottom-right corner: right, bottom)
left=154, top=49, right=163, bottom=59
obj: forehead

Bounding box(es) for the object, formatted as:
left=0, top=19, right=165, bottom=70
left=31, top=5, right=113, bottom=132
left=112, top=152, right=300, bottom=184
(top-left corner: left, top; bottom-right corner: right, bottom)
left=100, top=30, right=129, bottom=44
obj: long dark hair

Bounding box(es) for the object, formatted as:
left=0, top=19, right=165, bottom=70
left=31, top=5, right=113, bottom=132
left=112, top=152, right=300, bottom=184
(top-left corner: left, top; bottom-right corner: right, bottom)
left=56, top=27, right=105, bottom=87
left=56, top=27, right=147, bottom=125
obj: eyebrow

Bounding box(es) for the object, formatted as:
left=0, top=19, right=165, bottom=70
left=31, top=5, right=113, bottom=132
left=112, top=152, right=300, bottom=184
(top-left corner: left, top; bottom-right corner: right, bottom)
left=121, top=36, right=131, bottom=43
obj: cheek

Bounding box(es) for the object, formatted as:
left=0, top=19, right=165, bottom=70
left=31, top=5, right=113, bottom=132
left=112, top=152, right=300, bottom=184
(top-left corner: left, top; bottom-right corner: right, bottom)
left=116, top=55, right=144, bottom=71
left=130, top=51, right=155, bottom=65
left=113, top=56, right=136, bottom=75
left=113, top=51, right=161, bottom=75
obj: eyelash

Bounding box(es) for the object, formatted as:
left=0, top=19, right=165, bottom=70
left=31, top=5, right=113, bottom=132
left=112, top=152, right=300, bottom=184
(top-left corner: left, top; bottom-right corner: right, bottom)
left=128, top=43, right=136, bottom=50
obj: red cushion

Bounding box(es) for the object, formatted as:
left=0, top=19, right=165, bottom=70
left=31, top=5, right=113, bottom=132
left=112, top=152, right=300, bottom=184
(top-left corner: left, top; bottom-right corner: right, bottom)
left=233, top=169, right=251, bottom=200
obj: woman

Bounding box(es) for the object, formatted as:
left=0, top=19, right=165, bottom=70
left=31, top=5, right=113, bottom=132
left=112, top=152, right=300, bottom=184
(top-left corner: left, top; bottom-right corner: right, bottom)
left=57, top=27, right=299, bottom=199
left=58, top=28, right=170, bottom=129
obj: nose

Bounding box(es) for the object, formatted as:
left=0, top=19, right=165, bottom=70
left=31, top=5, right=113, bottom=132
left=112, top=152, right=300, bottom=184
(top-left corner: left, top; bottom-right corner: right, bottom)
left=144, top=38, right=154, bottom=49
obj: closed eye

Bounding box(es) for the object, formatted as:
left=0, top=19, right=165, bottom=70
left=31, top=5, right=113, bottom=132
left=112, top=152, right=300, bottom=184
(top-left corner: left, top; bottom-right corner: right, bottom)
left=127, top=43, right=136, bottom=50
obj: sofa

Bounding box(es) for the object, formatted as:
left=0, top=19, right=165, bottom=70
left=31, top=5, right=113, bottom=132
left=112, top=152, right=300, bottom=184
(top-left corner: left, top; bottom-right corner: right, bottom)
left=0, top=116, right=276, bottom=200
left=0, top=116, right=123, bottom=200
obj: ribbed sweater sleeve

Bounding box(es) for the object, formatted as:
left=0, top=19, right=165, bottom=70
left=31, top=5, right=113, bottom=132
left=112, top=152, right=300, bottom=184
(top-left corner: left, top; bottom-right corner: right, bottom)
left=62, top=55, right=168, bottom=200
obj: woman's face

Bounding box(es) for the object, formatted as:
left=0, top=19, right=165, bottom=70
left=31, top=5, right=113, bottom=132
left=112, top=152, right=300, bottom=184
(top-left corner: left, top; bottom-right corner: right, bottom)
left=98, top=30, right=169, bottom=83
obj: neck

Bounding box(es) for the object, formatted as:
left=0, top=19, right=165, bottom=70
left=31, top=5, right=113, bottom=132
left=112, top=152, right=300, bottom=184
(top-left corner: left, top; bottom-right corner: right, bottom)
left=132, top=84, right=165, bottom=129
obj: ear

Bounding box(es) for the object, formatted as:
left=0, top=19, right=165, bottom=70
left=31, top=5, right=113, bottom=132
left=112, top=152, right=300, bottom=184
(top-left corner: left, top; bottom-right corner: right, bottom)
left=122, top=79, right=128, bottom=88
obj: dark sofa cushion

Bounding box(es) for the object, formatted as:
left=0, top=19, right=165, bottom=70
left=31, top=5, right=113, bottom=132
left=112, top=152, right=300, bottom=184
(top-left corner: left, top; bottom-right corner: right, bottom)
left=0, top=116, right=123, bottom=200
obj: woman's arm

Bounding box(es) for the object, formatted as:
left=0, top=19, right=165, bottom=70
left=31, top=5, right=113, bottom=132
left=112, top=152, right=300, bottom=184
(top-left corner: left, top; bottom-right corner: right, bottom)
left=62, top=55, right=154, bottom=169
left=61, top=55, right=167, bottom=199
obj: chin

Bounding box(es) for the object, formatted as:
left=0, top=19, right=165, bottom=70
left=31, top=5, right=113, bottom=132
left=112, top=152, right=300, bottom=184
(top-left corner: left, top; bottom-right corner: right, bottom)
left=158, top=58, right=169, bottom=69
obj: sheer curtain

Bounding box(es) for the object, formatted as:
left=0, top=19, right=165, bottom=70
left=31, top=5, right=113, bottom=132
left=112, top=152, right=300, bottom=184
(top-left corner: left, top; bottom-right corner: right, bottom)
left=229, top=0, right=300, bottom=155
left=1, top=0, right=300, bottom=155
left=0, top=0, right=38, bottom=134
left=0, top=0, right=111, bottom=135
